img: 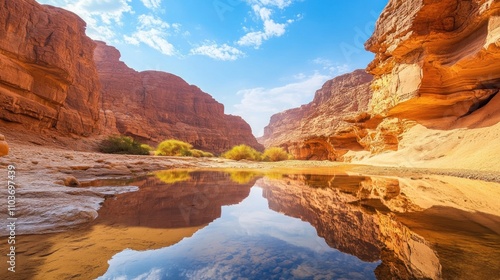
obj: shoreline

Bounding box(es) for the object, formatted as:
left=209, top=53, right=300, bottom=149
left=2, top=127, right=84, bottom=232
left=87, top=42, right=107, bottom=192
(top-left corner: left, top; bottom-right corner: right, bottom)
left=0, top=142, right=499, bottom=237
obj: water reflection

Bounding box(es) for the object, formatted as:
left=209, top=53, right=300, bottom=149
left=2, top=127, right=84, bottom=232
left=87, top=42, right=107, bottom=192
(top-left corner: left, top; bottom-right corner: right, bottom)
left=99, top=187, right=379, bottom=280
left=12, top=171, right=500, bottom=280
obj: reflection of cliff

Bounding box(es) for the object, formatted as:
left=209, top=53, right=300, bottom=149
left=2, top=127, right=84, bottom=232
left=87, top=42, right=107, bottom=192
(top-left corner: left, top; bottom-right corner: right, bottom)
left=97, top=171, right=255, bottom=228
left=259, top=175, right=442, bottom=280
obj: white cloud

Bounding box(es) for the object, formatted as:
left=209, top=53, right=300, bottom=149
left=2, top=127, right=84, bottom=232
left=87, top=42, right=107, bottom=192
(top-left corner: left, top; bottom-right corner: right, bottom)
left=246, top=0, right=294, bottom=9
left=190, top=42, right=244, bottom=61
left=124, top=14, right=177, bottom=56
left=237, top=4, right=292, bottom=49
left=36, top=0, right=133, bottom=41
left=313, top=58, right=351, bottom=76
left=141, top=0, right=162, bottom=10
left=230, top=73, right=330, bottom=136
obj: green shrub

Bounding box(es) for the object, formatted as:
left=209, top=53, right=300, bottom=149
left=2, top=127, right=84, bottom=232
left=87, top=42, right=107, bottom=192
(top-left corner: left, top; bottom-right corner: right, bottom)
left=155, top=139, right=213, bottom=157
left=222, top=145, right=262, bottom=161
left=99, top=135, right=150, bottom=155
left=262, top=147, right=290, bottom=162
left=155, top=139, right=193, bottom=156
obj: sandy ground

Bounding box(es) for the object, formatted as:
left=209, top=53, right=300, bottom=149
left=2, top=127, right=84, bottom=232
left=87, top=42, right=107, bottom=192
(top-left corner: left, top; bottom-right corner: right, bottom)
left=351, top=122, right=500, bottom=173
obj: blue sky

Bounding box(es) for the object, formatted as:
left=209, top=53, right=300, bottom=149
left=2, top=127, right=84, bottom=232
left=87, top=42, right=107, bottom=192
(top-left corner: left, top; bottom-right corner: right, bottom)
left=36, top=0, right=387, bottom=137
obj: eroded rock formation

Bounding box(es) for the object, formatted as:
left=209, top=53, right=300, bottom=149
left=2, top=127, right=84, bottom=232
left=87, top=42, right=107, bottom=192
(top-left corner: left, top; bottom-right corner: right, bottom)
left=259, top=70, right=373, bottom=160
left=95, top=41, right=263, bottom=153
left=261, top=0, right=500, bottom=162
left=366, top=0, right=500, bottom=129
left=0, top=0, right=101, bottom=136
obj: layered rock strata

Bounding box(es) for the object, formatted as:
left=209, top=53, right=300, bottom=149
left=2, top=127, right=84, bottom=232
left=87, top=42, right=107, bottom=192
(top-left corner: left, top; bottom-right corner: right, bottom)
left=95, top=41, right=263, bottom=153
left=260, top=70, right=374, bottom=160
left=0, top=0, right=101, bottom=136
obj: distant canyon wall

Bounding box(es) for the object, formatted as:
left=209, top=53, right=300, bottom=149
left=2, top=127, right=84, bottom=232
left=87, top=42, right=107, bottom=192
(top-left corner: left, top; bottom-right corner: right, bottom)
left=261, top=0, right=500, bottom=161
left=259, top=70, right=374, bottom=160
left=95, top=42, right=263, bottom=153
left=0, top=0, right=261, bottom=153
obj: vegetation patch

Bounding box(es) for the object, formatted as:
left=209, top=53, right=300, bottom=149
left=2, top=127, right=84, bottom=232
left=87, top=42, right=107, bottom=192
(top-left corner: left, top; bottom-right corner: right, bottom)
left=99, top=135, right=150, bottom=155
left=222, top=145, right=262, bottom=161
left=155, top=139, right=213, bottom=157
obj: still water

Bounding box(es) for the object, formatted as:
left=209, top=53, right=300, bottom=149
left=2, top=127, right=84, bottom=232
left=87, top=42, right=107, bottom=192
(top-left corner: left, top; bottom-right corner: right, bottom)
left=14, top=170, right=500, bottom=280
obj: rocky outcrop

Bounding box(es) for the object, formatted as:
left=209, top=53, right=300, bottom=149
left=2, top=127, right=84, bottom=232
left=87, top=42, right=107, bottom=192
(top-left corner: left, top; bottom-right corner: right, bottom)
left=366, top=0, right=500, bottom=128
left=0, top=134, right=8, bottom=156
left=95, top=41, right=263, bottom=154
left=259, top=70, right=373, bottom=160
left=0, top=0, right=101, bottom=136
left=262, top=0, right=500, bottom=162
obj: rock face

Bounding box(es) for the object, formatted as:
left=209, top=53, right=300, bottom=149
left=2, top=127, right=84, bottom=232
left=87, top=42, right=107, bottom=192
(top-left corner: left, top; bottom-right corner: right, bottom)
left=95, top=41, right=263, bottom=154
left=0, top=0, right=101, bottom=136
left=366, top=0, right=500, bottom=128
left=262, top=0, right=500, bottom=162
left=260, top=70, right=373, bottom=160
left=0, top=134, right=8, bottom=156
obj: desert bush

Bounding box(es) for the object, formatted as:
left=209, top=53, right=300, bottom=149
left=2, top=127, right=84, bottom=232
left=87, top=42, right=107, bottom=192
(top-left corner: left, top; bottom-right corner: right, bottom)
left=222, top=145, right=262, bottom=161
left=155, top=139, right=213, bottom=157
left=99, top=135, right=150, bottom=155
left=262, top=147, right=290, bottom=162
left=155, top=139, right=193, bottom=156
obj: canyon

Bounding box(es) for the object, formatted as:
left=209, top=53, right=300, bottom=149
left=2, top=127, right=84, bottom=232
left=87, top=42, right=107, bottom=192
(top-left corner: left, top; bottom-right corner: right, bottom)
left=261, top=0, right=500, bottom=171
left=0, top=0, right=262, bottom=154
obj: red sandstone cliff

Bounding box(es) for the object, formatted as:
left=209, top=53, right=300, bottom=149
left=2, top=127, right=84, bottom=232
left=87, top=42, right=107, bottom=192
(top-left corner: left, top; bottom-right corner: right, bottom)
left=0, top=0, right=261, bottom=153
left=260, top=70, right=373, bottom=160
left=95, top=41, right=263, bottom=154
left=0, top=0, right=100, bottom=137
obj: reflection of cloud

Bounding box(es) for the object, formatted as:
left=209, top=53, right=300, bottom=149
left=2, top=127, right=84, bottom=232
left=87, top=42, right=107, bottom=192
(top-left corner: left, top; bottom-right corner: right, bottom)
left=233, top=188, right=332, bottom=253
left=99, top=187, right=379, bottom=280
left=230, top=73, right=329, bottom=136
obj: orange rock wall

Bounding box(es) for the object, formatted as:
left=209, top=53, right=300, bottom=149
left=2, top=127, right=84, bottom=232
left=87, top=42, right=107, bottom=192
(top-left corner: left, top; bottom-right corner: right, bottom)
left=366, top=0, right=500, bottom=127
left=259, top=70, right=373, bottom=160
left=95, top=42, right=263, bottom=153
left=0, top=0, right=101, bottom=136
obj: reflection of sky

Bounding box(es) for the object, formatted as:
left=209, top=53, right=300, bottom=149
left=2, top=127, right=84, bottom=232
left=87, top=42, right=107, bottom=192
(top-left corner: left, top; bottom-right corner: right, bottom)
left=98, top=187, right=379, bottom=280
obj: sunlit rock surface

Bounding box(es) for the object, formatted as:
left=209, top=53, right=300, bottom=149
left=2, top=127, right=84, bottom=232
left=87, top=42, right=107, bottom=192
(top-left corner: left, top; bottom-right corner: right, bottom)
left=0, top=0, right=101, bottom=136
left=366, top=0, right=500, bottom=128
left=95, top=41, right=263, bottom=153
left=259, top=70, right=373, bottom=160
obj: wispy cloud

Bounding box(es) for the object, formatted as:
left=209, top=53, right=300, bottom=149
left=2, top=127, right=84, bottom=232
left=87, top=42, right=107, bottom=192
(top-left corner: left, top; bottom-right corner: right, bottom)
left=124, top=14, right=177, bottom=56
left=237, top=5, right=292, bottom=49
left=37, top=0, right=134, bottom=42
left=141, top=0, right=162, bottom=10
left=190, top=42, right=245, bottom=61
left=230, top=73, right=330, bottom=136
left=245, top=0, right=294, bottom=9
left=313, top=58, right=351, bottom=76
